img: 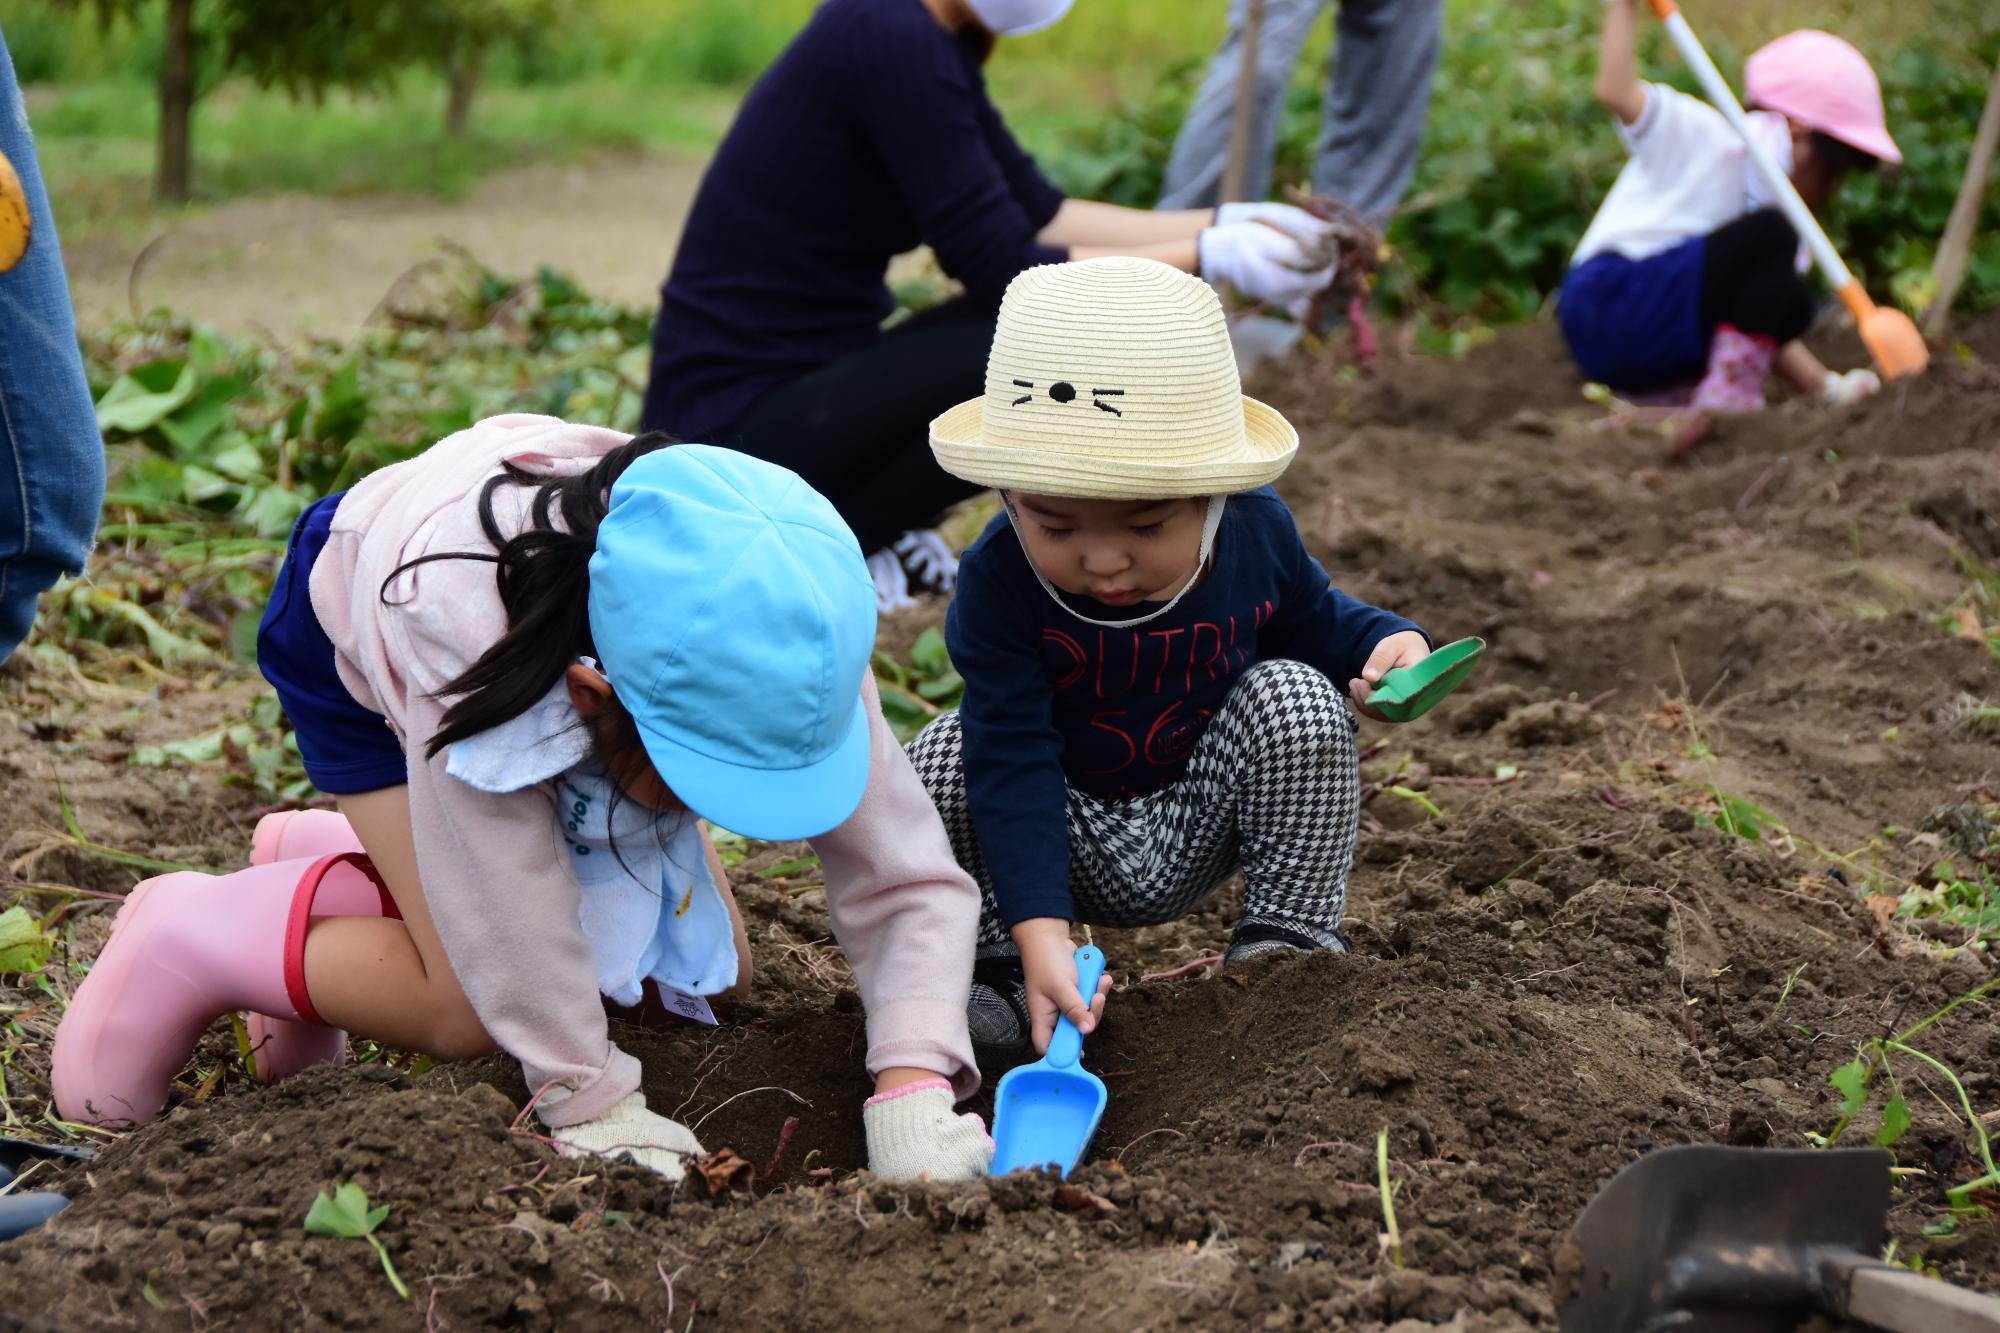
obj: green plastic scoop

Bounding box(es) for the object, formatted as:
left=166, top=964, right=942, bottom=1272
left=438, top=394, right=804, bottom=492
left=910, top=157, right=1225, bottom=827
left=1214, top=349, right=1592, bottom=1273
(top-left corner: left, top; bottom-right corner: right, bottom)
left=1364, top=637, right=1485, bottom=723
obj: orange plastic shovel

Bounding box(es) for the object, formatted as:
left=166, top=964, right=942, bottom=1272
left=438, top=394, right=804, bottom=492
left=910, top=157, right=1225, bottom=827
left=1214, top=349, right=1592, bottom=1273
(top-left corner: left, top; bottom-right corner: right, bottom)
left=1648, top=0, right=1929, bottom=380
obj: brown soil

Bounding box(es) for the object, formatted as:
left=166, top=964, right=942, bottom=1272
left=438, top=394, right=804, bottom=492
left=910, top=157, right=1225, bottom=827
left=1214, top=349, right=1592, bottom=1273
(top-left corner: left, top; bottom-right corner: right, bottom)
left=2, top=316, right=1997, bottom=1330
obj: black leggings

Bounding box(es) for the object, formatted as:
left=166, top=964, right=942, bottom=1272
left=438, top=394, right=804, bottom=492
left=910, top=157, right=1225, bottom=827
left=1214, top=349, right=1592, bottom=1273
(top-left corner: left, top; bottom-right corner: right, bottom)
left=1700, top=209, right=1815, bottom=346
left=714, top=299, right=995, bottom=555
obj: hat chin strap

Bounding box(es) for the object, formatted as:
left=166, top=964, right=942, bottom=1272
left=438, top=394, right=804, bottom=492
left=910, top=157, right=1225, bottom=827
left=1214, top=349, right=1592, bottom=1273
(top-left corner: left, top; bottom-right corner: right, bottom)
left=1001, top=494, right=1226, bottom=630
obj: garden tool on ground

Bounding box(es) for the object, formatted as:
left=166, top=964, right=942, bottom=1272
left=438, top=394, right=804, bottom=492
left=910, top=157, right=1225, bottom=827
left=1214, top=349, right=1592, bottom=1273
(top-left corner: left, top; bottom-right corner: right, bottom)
left=1557, top=1144, right=2000, bottom=1333
left=1647, top=0, right=1927, bottom=381
left=989, top=945, right=1108, bottom=1178
left=0, top=1138, right=93, bottom=1243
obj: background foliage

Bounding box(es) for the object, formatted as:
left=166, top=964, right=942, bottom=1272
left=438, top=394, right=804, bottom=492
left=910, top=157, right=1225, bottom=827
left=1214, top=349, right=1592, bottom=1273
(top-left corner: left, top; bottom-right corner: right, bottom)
left=8, top=0, right=1996, bottom=319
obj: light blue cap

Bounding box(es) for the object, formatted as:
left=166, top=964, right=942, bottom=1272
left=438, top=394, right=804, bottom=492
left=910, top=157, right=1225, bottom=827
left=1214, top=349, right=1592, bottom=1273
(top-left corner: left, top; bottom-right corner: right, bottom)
left=587, top=445, right=877, bottom=841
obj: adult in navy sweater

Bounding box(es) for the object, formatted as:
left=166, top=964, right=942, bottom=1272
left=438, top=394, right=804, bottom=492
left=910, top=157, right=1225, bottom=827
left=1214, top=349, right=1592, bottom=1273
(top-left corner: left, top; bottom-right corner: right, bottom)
left=642, top=0, right=1351, bottom=611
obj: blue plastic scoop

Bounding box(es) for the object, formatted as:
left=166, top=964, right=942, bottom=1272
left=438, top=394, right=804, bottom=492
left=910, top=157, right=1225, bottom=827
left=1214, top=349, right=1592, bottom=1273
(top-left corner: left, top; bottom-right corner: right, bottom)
left=988, top=945, right=1108, bottom=1178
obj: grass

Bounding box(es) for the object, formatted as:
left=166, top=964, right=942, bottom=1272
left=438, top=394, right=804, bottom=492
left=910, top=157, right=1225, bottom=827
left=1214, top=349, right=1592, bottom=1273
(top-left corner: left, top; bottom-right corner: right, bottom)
left=31, top=76, right=739, bottom=244
left=14, top=0, right=1993, bottom=293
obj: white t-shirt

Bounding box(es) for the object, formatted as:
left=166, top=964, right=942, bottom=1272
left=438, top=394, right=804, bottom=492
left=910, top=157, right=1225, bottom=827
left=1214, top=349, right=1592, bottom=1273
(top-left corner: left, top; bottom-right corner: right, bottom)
left=1572, top=83, right=1794, bottom=267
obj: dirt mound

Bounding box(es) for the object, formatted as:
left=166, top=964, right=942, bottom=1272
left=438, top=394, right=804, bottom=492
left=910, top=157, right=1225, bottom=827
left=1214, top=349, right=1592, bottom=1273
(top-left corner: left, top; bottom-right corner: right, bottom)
left=2, top=314, right=1997, bottom=1329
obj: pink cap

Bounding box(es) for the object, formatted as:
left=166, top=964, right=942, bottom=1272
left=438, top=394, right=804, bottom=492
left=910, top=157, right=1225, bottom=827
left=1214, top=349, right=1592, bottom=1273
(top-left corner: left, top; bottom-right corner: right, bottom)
left=1745, top=30, right=1901, bottom=165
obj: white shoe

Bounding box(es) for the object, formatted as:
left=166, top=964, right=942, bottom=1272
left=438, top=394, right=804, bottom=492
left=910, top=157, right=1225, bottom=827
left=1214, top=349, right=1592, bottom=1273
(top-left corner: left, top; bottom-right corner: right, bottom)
left=868, top=547, right=917, bottom=613
left=891, top=528, right=958, bottom=596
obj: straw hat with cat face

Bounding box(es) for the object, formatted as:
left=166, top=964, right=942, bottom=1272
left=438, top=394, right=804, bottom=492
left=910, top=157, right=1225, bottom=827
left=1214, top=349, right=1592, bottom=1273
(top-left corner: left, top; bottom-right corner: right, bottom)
left=928, top=257, right=1298, bottom=499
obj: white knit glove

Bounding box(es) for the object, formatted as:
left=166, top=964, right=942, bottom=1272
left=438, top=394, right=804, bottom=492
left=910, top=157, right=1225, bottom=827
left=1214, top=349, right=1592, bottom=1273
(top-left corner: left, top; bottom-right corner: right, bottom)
left=1215, top=202, right=1342, bottom=269
left=1820, top=368, right=1882, bottom=407
left=549, top=1092, right=705, bottom=1183
left=863, top=1078, right=994, bottom=1181
left=1198, top=221, right=1337, bottom=308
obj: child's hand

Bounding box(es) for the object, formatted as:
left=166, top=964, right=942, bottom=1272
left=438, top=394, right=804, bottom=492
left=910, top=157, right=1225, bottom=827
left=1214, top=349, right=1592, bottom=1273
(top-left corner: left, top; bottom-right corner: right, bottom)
left=1348, top=630, right=1431, bottom=722
left=551, top=1091, right=705, bottom=1181
left=863, top=1077, right=994, bottom=1181
left=1012, top=917, right=1112, bottom=1055
left=1820, top=368, right=1881, bottom=407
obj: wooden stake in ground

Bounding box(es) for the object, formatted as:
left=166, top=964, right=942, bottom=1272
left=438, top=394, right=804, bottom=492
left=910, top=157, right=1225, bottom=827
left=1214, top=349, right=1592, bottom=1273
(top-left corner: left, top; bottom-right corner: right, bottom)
left=1924, top=50, right=2000, bottom=340
left=1220, top=0, right=1267, bottom=204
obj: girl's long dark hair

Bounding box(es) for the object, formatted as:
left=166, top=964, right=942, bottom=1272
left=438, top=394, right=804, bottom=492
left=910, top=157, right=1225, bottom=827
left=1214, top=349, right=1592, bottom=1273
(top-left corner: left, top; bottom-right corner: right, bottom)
left=380, top=432, right=678, bottom=759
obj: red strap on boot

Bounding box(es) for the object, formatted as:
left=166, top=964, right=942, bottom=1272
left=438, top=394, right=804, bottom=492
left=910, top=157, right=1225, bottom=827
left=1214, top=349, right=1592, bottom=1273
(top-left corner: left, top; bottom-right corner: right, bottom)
left=283, top=852, right=391, bottom=1025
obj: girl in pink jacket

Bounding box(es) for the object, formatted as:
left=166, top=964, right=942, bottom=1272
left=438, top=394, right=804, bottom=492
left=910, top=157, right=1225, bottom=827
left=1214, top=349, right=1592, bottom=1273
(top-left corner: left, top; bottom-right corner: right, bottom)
left=53, top=416, right=991, bottom=1182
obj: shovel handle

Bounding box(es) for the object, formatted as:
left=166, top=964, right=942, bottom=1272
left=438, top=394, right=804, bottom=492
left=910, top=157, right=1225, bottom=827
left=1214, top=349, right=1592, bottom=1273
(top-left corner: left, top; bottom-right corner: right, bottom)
left=1646, top=2, right=1857, bottom=294
left=1045, top=946, right=1106, bottom=1069
left=1826, top=1257, right=2000, bottom=1333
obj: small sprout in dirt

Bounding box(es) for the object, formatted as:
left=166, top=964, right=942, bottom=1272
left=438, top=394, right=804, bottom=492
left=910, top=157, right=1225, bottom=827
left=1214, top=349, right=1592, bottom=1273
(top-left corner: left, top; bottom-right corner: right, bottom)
left=1942, top=694, right=2000, bottom=734
left=1895, top=856, right=2000, bottom=953
left=1707, top=791, right=1781, bottom=844
left=1384, top=785, right=1444, bottom=821
left=304, top=1182, right=410, bottom=1301
left=1769, top=964, right=1808, bottom=1023
left=0, top=906, right=55, bottom=975
left=1821, top=978, right=2000, bottom=1213
left=1376, top=1127, right=1404, bottom=1269
left=227, top=1012, right=259, bottom=1082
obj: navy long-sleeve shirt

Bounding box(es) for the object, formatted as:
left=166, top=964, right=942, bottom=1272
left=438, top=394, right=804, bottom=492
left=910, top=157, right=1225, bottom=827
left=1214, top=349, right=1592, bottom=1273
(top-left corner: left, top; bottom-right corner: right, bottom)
left=645, top=0, right=1069, bottom=441
left=946, top=489, right=1427, bottom=928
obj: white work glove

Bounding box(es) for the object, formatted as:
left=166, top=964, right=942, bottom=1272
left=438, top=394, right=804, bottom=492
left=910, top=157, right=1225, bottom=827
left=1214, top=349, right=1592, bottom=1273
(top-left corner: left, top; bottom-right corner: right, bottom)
left=550, top=1092, right=705, bottom=1183
left=1215, top=201, right=1342, bottom=269
left=862, top=1078, right=994, bottom=1181
left=1198, top=221, right=1337, bottom=309
left=1820, top=368, right=1881, bottom=407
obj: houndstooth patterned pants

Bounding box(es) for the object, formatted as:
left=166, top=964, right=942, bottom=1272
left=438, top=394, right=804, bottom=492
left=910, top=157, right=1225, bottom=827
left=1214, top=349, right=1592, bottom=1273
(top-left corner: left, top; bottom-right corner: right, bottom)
left=907, top=659, right=1362, bottom=954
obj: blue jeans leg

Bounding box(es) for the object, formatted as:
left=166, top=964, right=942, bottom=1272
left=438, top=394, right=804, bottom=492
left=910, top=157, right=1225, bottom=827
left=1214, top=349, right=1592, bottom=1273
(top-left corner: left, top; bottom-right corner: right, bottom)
left=0, top=28, right=103, bottom=657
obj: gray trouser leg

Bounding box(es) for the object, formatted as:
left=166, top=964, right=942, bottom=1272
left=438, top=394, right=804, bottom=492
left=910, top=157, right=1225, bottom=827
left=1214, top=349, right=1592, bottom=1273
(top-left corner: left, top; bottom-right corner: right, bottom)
left=1158, top=0, right=1328, bottom=209
left=1312, top=0, right=1445, bottom=222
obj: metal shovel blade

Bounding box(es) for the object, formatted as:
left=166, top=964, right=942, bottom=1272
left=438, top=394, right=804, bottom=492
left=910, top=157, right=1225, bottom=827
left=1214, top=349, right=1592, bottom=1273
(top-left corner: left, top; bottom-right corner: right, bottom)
left=989, top=945, right=1109, bottom=1178
left=1557, top=1145, right=1890, bottom=1333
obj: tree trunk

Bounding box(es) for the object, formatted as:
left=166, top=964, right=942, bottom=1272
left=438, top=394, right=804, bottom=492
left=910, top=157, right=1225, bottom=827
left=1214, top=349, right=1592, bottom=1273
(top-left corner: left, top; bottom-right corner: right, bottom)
left=445, top=44, right=485, bottom=139
left=156, top=0, right=196, bottom=204
left=1924, top=50, right=2000, bottom=339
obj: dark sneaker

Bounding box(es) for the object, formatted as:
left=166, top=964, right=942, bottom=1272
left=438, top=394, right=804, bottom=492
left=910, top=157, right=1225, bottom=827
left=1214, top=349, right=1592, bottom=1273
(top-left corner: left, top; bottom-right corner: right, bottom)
left=1224, top=920, right=1348, bottom=964
left=966, top=954, right=1031, bottom=1065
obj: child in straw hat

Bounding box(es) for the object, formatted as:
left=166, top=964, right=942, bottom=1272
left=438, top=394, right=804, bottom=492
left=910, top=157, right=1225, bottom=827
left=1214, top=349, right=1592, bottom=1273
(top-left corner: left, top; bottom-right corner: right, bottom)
left=911, top=256, right=1434, bottom=1060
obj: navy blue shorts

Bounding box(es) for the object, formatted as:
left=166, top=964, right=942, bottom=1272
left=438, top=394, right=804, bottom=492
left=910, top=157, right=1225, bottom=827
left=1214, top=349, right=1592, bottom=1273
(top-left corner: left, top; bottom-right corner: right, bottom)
left=1558, top=236, right=1709, bottom=394
left=256, top=494, right=409, bottom=794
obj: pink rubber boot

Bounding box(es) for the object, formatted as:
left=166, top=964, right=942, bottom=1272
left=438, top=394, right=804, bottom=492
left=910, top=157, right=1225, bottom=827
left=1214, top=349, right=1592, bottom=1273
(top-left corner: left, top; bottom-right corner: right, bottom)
left=1691, top=324, right=1777, bottom=413
left=249, top=808, right=364, bottom=868
left=52, top=853, right=385, bottom=1126
left=1670, top=324, right=1779, bottom=459
left=244, top=810, right=392, bottom=1082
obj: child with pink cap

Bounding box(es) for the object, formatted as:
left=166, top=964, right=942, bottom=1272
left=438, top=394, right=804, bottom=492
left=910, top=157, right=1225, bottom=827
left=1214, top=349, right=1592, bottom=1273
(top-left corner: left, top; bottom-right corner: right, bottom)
left=1560, top=3, right=1900, bottom=453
